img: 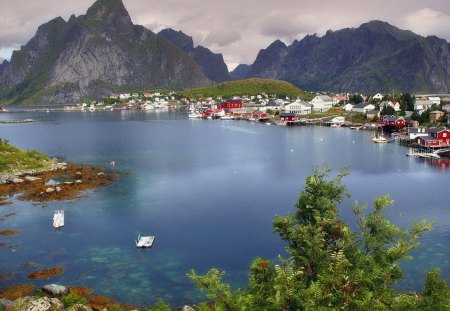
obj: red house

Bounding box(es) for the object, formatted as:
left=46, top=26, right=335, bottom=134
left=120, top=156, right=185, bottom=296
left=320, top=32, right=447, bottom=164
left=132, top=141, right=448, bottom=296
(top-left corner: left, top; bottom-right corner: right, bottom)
left=279, top=113, right=296, bottom=122
left=252, top=111, right=268, bottom=120
left=218, top=100, right=243, bottom=110
left=382, top=115, right=406, bottom=127
left=415, top=128, right=450, bottom=148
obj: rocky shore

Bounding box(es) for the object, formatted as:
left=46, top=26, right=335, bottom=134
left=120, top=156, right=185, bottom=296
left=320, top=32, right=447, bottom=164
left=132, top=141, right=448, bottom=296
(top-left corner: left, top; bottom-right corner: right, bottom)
left=0, top=160, right=120, bottom=202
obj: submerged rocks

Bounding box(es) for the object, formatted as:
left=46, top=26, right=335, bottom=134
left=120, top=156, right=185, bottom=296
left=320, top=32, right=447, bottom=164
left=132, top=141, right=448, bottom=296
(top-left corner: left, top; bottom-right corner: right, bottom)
left=0, top=284, right=36, bottom=300
left=27, top=267, right=64, bottom=280
left=12, top=178, right=24, bottom=184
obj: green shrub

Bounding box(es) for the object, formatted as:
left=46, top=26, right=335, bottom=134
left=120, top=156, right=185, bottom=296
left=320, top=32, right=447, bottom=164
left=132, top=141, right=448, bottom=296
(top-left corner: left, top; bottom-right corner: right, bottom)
left=60, top=293, right=88, bottom=308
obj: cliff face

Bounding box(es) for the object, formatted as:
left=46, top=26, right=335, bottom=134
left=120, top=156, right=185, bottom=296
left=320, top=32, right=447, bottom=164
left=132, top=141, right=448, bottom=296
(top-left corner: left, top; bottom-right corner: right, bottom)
left=0, top=0, right=210, bottom=105
left=246, top=21, right=450, bottom=93
left=158, top=28, right=230, bottom=83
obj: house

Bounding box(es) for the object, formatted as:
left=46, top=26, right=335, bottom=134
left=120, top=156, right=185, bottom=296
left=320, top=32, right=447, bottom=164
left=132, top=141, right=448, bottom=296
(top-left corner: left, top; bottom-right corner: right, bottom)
left=310, top=95, right=333, bottom=112
left=429, top=111, right=445, bottom=122
left=279, top=113, right=296, bottom=122
left=218, top=99, right=243, bottom=110
left=414, top=100, right=434, bottom=112
left=284, top=100, right=312, bottom=115
left=343, top=103, right=354, bottom=111
left=415, top=128, right=450, bottom=148
left=428, top=96, right=441, bottom=105
left=380, top=101, right=401, bottom=112
left=381, top=115, right=406, bottom=128
left=252, top=111, right=269, bottom=121
left=332, top=95, right=347, bottom=106
left=366, top=110, right=380, bottom=121
left=442, top=104, right=450, bottom=112
left=372, top=93, right=384, bottom=100
left=407, top=127, right=431, bottom=140
left=352, top=103, right=375, bottom=113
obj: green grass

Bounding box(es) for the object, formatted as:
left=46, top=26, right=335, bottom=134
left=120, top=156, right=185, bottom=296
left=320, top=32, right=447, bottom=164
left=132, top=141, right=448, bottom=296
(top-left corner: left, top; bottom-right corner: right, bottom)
left=182, top=78, right=313, bottom=100
left=0, top=139, right=51, bottom=174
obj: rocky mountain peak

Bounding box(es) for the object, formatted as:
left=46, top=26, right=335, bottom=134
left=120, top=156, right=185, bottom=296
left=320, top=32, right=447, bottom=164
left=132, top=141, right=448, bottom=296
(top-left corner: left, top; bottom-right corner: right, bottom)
left=85, top=0, right=132, bottom=27
left=158, top=29, right=194, bottom=52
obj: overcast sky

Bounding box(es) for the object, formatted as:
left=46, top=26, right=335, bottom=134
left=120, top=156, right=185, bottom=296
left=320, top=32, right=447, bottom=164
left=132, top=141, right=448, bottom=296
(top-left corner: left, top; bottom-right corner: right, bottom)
left=1, top=0, right=450, bottom=70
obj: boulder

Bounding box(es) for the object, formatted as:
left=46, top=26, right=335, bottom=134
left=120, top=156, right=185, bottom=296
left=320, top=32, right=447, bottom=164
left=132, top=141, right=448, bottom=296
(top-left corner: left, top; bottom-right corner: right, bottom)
left=18, top=296, right=64, bottom=311
left=0, top=298, right=14, bottom=311
left=42, top=284, right=69, bottom=297
left=75, top=180, right=82, bottom=184
left=66, top=305, right=93, bottom=311
left=97, top=172, right=105, bottom=177
left=12, top=178, right=24, bottom=184
left=25, top=176, right=42, bottom=182
left=182, top=306, right=196, bottom=311
left=55, top=187, right=62, bottom=193
left=46, top=188, right=55, bottom=194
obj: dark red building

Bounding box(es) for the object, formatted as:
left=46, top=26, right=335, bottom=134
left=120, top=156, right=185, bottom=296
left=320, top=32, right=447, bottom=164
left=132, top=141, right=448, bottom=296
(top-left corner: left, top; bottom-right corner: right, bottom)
left=279, top=113, right=296, bottom=122
left=415, top=128, right=450, bottom=148
left=218, top=100, right=243, bottom=110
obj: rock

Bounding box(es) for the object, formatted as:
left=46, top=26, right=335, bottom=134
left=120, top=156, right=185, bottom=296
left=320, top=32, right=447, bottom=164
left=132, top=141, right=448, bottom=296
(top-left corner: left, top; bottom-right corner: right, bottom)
left=42, top=284, right=69, bottom=297
left=25, top=176, right=42, bottom=182
left=66, top=305, right=93, bottom=311
left=14, top=172, right=23, bottom=177
left=55, top=187, right=62, bottom=193
left=97, top=172, right=105, bottom=176
left=75, top=180, right=82, bottom=184
left=0, top=298, right=14, bottom=311
left=76, top=172, right=82, bottom=176
left=182, top=306, right=196, bottom=311
left=46, top=188, right=55, bottom=194
left=12, top=178, right=24, bottom=184
left=0, top=284, right=35, bottom=300
left=19, top=296, right=64, bottom=311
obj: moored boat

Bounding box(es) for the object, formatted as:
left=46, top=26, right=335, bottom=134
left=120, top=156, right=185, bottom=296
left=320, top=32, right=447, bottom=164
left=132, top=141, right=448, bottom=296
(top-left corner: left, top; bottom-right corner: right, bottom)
left=53, top=210, right=64, bottom=228
left=136, top=234, right=155, bottom=248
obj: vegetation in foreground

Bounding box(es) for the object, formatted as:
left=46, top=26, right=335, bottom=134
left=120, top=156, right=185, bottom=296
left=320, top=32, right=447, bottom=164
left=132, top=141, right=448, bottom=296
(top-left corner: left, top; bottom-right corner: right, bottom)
left=0, top=139, right=51, bottom=174
left=182, top=78, right=313, bottom=100
left=187, top=166, right=450, bottom=310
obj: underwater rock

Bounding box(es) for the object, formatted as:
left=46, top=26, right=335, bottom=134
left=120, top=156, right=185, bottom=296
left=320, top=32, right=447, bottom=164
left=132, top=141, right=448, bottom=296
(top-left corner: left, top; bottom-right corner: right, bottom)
left=0, top=284, right=35, bottom=300
left=27, top=267, right=64, bottom=280
left=0, top=229, right=21, bottom=236
left=68, top=287, right=94, bottom=297
left=88, top=296, right=117, bottom=311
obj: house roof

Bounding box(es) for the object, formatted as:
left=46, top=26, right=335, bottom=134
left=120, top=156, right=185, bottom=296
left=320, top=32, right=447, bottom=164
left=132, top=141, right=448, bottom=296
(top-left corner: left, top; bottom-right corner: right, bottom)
left=428, top=127, right=447, bottom=133
left=352, top=102, right=369, bottom=109
left=280, top=113, right=296, bottom=117
left=419, top=136, right=439, bottom=141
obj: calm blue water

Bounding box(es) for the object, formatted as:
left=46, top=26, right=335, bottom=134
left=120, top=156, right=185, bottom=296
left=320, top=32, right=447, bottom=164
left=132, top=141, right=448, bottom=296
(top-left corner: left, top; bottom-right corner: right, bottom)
left=0, top=110, right=449, bottom=306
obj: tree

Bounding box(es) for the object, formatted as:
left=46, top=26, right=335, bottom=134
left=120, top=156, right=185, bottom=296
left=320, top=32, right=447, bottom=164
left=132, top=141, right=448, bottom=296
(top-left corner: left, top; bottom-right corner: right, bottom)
left=189, top=166, right=442, bottom=310
left=381, top=105, right=396, bottom=116
left=349, top=94, right=364, bottom=104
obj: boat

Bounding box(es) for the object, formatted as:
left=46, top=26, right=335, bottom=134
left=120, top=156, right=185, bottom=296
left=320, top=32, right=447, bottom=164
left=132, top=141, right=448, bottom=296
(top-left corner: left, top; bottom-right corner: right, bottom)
left=53, top=210, right=64, bottom=228
left=136, top=234, right=155, bottom=248
left=372, top=133, right=394, bottom=143
left=188, top=112, right=203, bottom=118
left=220, top=115, right=235, bottom=120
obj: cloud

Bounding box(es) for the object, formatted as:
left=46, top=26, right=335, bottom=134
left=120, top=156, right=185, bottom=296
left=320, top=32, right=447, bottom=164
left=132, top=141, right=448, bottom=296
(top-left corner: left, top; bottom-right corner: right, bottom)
left=0, top=56, right=4, bottom=63
left=204, top=29, right=242, bottom=47
left=401, top=8, right=450, bottom=39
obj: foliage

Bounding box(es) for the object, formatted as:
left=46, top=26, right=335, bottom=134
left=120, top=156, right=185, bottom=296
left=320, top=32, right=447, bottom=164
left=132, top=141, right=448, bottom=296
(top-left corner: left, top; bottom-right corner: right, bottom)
left=417, top=269, right=450, bottom=310
left=149, top=299, right=171, bottom=311
left=398, top=93, right=415, bottom=112
left=0, top=139, right=51, bottom=173
left=60, top=293, right=88, bottom=308
left=381, top=105, right=396, bottom=115
left=348, top=94, right=364, bottom=104
left=182, top=78, right=311, bottom=100
left=188, top=166, right=443, bottom=310
left=108, top=304, right=124, bottom=311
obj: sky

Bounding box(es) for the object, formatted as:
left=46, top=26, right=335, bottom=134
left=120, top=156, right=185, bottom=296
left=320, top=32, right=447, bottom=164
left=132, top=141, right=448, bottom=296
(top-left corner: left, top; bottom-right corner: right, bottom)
left=1, top=0, right=450, bottom=70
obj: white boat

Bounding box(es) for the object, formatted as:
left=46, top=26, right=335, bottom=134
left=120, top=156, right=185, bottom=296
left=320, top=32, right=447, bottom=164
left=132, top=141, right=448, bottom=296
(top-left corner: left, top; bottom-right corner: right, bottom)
left=220, top=115, right=235, bottom=120
left=53, top=210, right=64, bottom=228
left=136, top=234, right=155, bottom=248
left=189, top=112, right=203, bottom=118
left=372, top=134, right=394, bottom=143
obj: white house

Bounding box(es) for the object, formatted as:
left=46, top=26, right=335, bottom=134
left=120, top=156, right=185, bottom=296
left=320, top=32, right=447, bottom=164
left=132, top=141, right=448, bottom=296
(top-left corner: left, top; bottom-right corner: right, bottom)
left=372, top=93, right=384, bottom=100
left=343, top=103, right=354, bottom=111
left=284, top=100, right=312, bottom=115
left=414, top=100, right=435, bottom=112
left=352, top=103, right=375, bottom=113
left=380, top=101, right=401, bottom=112
left=332, top=95, right=347, bottom=106
left=310, top=95, right=333, bottom=112
left=428, top=96, right=441, bottom=105
left=442, top=104, right=450, bottom=112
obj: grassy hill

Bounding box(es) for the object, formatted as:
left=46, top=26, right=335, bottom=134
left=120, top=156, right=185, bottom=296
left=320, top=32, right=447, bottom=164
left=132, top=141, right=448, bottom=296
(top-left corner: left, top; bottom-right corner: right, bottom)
left=182, top=78, right=313, bottom=99
left=0, top=139, right=51, bottom=173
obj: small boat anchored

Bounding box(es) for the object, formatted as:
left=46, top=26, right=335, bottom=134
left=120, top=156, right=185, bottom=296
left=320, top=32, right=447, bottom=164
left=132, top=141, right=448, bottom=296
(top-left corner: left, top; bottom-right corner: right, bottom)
left=136, top=234, right=155, bottom=248
left=372, top=133, right=394, bottom=143
left=53, top=210, right=64, bottom=228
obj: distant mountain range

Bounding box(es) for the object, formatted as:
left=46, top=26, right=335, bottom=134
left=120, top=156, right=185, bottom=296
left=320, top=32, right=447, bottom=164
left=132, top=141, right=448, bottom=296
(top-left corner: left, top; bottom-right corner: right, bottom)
left=233, top=20, right=450, bottom=94
left=1, top=0, right=450, bottom=105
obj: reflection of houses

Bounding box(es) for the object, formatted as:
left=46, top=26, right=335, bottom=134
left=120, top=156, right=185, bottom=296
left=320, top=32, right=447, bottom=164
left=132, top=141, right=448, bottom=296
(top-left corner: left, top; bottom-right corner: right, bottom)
left=284, top=100, right=312, bottom=115
left=310, top=95, right=333, bottom=112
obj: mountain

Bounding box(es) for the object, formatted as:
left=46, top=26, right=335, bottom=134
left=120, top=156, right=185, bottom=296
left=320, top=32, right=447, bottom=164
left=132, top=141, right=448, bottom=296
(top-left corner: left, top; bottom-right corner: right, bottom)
left=158, top=28, right=230, bottom=83
left=230, top=64, right=251, bottom=80
left=0, top=0, right=210, bottom=105
left=244, top=21, right=450, bottom=93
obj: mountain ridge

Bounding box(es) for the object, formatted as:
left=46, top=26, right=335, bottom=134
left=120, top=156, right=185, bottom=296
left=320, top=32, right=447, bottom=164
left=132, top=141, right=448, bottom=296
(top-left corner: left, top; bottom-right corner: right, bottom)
left=239, top=20, right=450, bottom=93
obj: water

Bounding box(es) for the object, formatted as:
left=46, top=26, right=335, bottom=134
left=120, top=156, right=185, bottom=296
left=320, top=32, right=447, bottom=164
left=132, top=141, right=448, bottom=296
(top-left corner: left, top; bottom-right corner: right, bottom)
left=1, top=110, right=449, bottom=306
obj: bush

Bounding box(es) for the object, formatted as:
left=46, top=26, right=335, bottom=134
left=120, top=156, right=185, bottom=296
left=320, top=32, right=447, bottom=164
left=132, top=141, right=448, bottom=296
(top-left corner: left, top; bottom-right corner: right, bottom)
left=60, top=293, right=88, bottom=308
